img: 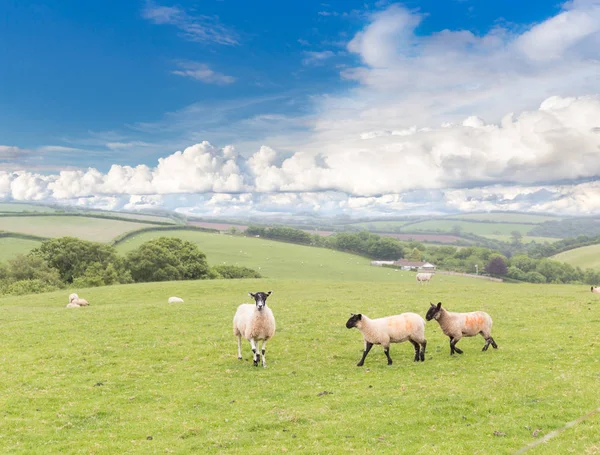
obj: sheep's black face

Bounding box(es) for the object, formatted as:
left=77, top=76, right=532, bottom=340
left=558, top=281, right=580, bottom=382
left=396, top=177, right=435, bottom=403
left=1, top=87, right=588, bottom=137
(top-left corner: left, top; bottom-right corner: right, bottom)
left=249, top=291, right=272, bottom=311
left=346, top=313, right=362, bottom=329
left=425, top=302, right=442, bottom=321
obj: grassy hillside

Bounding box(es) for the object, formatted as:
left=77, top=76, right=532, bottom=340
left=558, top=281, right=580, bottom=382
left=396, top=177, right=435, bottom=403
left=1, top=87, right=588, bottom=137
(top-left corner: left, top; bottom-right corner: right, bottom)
left=0, top=237, right=43, bottom=261
left=0, top=203, right=57, bottom=213
left=0, top=278, right=598, bottom=454
left=449, top=213, right=560, bottom=223
left=116, top=229, right=411, bottom=282
left=553, top=244, right=600, bottom=270
left=404, top=219, right=537, bottom=236
left=0, top=216, right=152, bottom=242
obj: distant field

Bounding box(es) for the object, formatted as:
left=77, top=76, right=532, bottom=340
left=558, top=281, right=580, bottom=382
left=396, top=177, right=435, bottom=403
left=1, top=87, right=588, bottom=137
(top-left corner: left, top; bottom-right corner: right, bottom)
left=345, top=220, right=410, bottom=232
left=94, top=212, right=178, bottom=224
left=0, top=237, right=42, bottom=261
left=449, top=213, right=560, bottom=223
left=381, top=233, right=464, bottom=244
left=0, top=216, right=152, bottom=243
left=483, top=235, right=560, bottom=244
left=404, top=220, right=537, bottom=236
left=553, top=244, right=600, bottom=270
left=0, top=203, right=56, bottom=213
left=115, top=230, right=416, bottom=282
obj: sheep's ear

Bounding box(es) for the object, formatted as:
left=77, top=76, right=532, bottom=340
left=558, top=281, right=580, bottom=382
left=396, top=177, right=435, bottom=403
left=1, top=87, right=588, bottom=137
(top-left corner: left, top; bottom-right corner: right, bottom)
left=267, top=290, right=272, bottom=296
left=357, top=314, right=362, bottom=320
left=248, top=292, right=255, bottom=298
left=430, top=302, right=435, bottom=307
left=436, top=302, right=442, bottom=310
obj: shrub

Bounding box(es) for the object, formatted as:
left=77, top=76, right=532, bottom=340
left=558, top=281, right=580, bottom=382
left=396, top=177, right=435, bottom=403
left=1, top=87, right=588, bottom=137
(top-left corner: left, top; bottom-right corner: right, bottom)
left=212, top=265, right=262, bottom=279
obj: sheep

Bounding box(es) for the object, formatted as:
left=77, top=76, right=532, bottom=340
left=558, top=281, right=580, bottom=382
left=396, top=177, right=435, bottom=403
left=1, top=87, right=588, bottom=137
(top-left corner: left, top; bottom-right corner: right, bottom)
left=66, top=302, right=80, bottom=309
left=345, top=312, right=427, bottom=366
left=591, top=286, right=600, bottom=295
left=68, top=293, right=89, bottom=307
left=425, top=302, right=497, bottom=355
left=233, top=291, right=276, bottom=367
left=416, top=272, right=433, bottom=285
left=168, top=296, right=184, bottom=303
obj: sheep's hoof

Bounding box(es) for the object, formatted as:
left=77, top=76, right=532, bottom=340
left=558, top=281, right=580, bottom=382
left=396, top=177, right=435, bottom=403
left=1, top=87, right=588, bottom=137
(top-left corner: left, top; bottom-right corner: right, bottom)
left=388, top=361, right=393, bottom=366
left=356, top=362, right=364, bottom=367
left=238, top=356, right=243, bottom=360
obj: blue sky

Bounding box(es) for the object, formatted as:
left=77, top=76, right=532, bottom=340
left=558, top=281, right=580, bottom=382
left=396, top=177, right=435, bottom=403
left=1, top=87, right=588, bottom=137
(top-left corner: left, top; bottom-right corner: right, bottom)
left=1, top=0, right=600, bottom=216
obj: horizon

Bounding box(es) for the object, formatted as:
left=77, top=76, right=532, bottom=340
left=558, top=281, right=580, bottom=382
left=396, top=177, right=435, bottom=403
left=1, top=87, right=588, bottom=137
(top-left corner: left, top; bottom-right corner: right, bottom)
left=2, top=0, right=600, bottom=217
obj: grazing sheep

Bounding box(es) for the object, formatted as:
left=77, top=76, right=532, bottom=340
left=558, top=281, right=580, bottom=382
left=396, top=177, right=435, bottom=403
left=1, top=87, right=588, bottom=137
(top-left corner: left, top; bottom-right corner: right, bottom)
left=66, top=302, right=80, bottom=309
left=168, top=296, right=184, bottom=303
left=425, top=302, right=497, bottom=355
left=416, top=272, right=433, bottom=285
left=591, top=286, right=600, bottom=295
left=68, top=293, right=89, bottom=307
left=233, top=291, right=276, bottom=367
left=345, top=312, right=427, bottom=366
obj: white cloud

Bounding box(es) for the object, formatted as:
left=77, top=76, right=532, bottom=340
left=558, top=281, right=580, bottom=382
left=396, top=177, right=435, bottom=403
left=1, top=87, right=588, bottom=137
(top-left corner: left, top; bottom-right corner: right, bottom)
left=142, top=1, right=239, bottom=46
left=171, top=61, right=235, bottom=85
left=302, top=50, right=336, bottom=66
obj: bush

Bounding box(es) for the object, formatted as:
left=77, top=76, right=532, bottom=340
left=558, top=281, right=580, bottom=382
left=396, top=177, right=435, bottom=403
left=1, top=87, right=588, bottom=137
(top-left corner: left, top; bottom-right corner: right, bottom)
left=125, top=237, right=210, bottom=282
left=3, top=279, right=62, bottom=296
left=211, top=265, right=262, bottom=279
left=525, top=271, right=546, bottom=283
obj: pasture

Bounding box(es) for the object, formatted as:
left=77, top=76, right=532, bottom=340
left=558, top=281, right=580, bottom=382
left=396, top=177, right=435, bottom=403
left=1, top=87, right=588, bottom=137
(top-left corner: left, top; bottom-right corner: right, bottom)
left=448, top=213, right=560, bottom=223
left=0, top=216, right=152, bottom=243
left=0, top=237, right=42, bottom=261
left=0, top=271, right=599, bottom=453
left=553, top=244, right=600, bottom=271
left=403, top=220, right=537, bottom=237
left=115, top=229, right=408, bottom=282
left=0, top=203, right=57, bottom=213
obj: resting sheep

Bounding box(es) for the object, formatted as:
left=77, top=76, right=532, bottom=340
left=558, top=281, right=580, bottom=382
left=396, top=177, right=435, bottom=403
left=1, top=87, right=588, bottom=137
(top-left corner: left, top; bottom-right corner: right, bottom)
left=233, top=291, right=276, bottom=367
left=168, top=296, right=184, bottom=303
left=416, top=272, right=433, bottom=285
left=345, top=312, right=427, bottom=366
left=425, top=302, right=497, bottom=355
left=591, top=286, right=600, bottom=295
left=67, top=293, right=89, bottom=307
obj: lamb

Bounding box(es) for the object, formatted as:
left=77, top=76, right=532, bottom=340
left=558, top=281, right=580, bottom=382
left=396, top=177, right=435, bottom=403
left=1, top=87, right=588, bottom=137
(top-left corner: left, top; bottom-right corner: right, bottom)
left=67, top=293, right=89, bottom=307
left=425, top=302, right=497, bottom=355
left=168, top=296, right=184, bottom=303
left=416, top=272, right=433, bottom=285
left=591, top=286, right=600, bottom=295
left=233, top=291, right=276, bottom=367
left=345, top=312, right=427, bottom=366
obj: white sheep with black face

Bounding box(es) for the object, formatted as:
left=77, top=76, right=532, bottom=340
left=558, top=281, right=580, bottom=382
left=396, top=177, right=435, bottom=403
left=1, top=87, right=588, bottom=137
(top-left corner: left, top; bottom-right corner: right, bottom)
left=233, top=291, right=276, bottom=367
left=345, top=312, right=427, bottom=366
left=425, top=302, right=497, bottom=355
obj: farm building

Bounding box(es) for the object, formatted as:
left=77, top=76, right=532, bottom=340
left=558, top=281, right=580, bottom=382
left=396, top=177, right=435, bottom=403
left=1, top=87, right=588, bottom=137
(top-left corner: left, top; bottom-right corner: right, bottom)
left=370, top=260, right=397, bottom=267
left=393, top=259, right=437, bottom=272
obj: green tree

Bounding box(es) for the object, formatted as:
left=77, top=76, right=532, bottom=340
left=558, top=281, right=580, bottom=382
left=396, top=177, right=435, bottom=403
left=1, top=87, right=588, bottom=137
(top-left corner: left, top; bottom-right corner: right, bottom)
left=30, top=237, right=124, bottom=283
left=510, top=230, right=523, bottom=246
left=125, top=237, right=210, bottom=282
left=7, top=254, right=62, bottom=287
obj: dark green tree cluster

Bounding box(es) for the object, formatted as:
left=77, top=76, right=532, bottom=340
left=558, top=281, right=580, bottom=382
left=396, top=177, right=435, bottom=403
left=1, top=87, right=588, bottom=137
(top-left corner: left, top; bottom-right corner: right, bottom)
left=245, top=226, right=313, bottom=244
left=0, top=236, right=260, bottom=296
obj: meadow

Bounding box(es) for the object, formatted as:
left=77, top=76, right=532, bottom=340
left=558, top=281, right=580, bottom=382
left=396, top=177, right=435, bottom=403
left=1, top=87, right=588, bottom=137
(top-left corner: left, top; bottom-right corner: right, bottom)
left=0, top=216, right=152, bottom=243
left=0, top=237, right=43, bottom=261
left=553, top=244, right=600, bottom=270
left=0, top=203, right=57, bottom=213
left=1, top=244, right=599, bottom=454
left=402, top=220, right=537, bottom=237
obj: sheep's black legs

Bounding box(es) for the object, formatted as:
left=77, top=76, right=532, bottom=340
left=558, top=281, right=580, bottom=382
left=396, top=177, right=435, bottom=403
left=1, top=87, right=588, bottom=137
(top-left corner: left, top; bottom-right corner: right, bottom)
left=482, top=337, right=498, bottom=351
left=384, top=347, right=393, bottom=365
left=261, top=339, right=268, bottom=368
left=410, top=340, right=420, bottom=362
left=357, top=342, right=373, bottom=366
left=420, top=341, right=426, bottom=361
left=449, top=337, right=463, bottom=355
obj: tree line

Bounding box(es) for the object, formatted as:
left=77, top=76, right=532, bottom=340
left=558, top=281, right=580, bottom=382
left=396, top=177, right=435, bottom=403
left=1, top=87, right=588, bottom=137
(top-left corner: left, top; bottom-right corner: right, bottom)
left=0, top=236, right=260, bottom=296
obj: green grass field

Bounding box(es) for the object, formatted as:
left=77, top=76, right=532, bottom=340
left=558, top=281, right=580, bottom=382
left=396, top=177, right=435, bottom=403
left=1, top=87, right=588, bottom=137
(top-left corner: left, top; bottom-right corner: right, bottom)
left=116, top=230, right=411, bottom=282
left=0, top=203, right=57, bottom=213
left=345, top=220, right=410, bottom=232
left=448, top=213, right=560, bottom=223
left=0, top=237, right=42, bottom=261
left=404, top=220, right=537, bottom=236
left=0, top=216, right=153, bottom=243
left=553, top=244, right=600, bottom=270
left=482, top=235, right=560, bottom=244
left=0, top=275, right=598, bottom=454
